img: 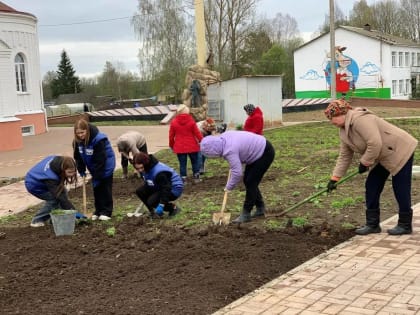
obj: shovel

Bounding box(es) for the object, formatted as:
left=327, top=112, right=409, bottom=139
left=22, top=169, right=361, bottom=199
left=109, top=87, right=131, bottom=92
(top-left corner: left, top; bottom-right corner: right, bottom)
left=274, top=169, right=359, bottom=217
left=212, top=171, right=232, bottom=225
left=81, top=176, right=92, bottom=219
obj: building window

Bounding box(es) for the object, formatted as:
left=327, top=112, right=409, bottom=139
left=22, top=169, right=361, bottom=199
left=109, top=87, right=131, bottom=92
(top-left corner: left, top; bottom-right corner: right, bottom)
left=392, top=52, right=396, bottom=67
left=399, top=80, right=404, bottom=94
left=21, top=125, right=34, bottom=136
left=406, top=79, right=411, bottom=95
left=412, top=52, right=416, bottom=66
left=417, top=53, right=420, bottom=66
left=398, top=52, right=403, bottom=67
left=15, top=53, right=27, bottom=92
left=392, top=80, right=397, bottom=95
left=405, top=52, right=409, bottom=67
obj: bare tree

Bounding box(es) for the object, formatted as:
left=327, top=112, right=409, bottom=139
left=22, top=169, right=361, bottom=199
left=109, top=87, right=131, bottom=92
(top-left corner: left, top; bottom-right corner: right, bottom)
left=131, top=0, right=194, bottom=100
left=400, top=0, right=420, bottom=42
left=370, top=0, right=405, bottom=37
left=269, top=13, right=300, bottom=46
left=204, top=0, right=259, bottom=79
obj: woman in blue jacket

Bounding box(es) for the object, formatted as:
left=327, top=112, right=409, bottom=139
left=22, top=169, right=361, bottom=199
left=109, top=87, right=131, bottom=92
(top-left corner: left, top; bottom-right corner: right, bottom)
left=132, top=152, right=183, bottom=218
left=73, top=119, right=116, bottom=221
left=25, top=155, right=77, bottom=227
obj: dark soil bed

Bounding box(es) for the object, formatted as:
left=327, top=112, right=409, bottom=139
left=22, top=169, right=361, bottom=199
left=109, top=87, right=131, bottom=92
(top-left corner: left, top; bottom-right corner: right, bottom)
left=0, top=218, right=353, bottom=315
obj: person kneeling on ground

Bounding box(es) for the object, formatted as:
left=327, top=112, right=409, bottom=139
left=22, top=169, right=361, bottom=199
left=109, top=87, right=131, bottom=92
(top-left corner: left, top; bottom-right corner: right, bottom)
left=132, top=152, right=183, bottom=218
left=200, top=130, right=275, bottom=223
left=25, top=155, right=78, bottom=227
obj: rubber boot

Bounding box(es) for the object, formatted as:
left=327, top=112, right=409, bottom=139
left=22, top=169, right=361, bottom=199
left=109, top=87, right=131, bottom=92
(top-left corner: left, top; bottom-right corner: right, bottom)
left=355, top=209, right=381, bottom=235
left=251, top=205, right=266, bottom=218
left=193, top=173, right=202, bottom=184
left=232, top=210, right=251, bottom=224
left=387, top=211, right=412, bottom=235
left=122, top=166, right=128, bottom=179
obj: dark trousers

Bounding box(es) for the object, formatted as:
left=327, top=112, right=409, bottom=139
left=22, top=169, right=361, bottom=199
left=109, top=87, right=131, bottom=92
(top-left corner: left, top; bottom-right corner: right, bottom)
left=93, top=175, right=113, bottom=216
left=243, top=141, right=275, bottom=213
left=136, top=185, right=177, bottom=212
left=121, top=143, right=148, bottom=168
left=365, top=155, right=413, bottom=213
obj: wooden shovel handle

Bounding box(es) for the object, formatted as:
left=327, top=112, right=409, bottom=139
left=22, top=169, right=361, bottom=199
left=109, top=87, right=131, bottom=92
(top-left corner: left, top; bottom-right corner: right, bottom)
left=221, top=169, right=232, bottom=214
left=82, top=177, right=87, bottom=214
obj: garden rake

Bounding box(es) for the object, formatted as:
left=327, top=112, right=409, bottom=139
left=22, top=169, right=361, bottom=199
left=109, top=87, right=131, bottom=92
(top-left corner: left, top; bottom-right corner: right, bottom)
left=275, top=169, right=359, bottom=217
left=212, top=170, right=232, bottom=225
left=127, top=202, right=145, bottom=217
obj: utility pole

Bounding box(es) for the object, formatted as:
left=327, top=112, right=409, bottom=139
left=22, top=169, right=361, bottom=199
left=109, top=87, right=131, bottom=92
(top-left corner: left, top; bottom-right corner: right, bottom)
left=194, top=0, right=206, bottom=66
left=329, top=0, right=336, bottom=99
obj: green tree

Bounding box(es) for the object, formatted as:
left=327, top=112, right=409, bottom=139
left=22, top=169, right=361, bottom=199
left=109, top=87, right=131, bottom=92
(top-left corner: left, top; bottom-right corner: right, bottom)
left=236, top=29, right=272, bottom=76
left=50, top=50, right=82, bottom=98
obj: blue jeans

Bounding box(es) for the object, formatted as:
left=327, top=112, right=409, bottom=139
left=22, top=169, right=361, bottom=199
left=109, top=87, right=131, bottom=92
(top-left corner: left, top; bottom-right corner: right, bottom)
left=177, top=152, right=200, bottom=177
left=31, top=191, right=67, bottom=223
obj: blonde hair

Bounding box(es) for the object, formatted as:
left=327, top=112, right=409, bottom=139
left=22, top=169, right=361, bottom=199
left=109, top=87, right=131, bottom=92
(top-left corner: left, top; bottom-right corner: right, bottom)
left=73, top=119, right=91, bottom=146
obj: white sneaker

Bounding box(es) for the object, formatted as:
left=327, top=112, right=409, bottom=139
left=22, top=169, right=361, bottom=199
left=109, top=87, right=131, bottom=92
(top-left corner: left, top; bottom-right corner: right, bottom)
left=30, top=222, right=45, bottom=227
left=91, top=215, right=98, bottom=221
left=98, top=215, right=111, bottom=221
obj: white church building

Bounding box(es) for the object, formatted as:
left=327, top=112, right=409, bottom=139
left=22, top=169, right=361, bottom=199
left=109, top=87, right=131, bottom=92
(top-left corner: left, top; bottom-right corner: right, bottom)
left=0, top=2, right=46, bottom=151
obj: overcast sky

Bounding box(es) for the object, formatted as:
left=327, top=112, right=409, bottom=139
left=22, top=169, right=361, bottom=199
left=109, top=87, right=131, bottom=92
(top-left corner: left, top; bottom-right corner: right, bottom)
left=4, top=0, right=375, bottom=78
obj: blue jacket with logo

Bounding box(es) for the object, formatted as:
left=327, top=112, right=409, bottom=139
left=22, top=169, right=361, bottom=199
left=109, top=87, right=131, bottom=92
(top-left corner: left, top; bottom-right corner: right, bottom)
left=143, top=160, right=183, bottom=202
left=74, top=124, right=115, bottom=185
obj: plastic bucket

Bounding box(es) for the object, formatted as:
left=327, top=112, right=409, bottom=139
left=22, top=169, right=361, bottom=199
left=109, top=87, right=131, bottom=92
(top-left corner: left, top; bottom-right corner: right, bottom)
left=50, top=210, right=76, bottom=236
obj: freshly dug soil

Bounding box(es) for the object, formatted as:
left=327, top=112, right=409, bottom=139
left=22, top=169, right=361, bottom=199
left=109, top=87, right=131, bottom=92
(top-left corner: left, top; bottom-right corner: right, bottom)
left=0, top=218, right=353, bottom=315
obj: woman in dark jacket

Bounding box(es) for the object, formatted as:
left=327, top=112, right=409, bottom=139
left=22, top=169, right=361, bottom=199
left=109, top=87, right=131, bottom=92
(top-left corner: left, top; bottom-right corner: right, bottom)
left=132, top=152, right=183, bottom=218
left=73, top=119, right=116, bottom=221
left=25, top=155, right=77, bottom=227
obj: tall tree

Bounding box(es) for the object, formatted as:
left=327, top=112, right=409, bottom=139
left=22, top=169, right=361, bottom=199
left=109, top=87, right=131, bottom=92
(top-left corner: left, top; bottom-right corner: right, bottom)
left=370, top=0, right=405, bottom=37
left=131, top=0, right=194, bottom=101
left=269, top=13, right=300, bottom=46
left=236, top=28, right=272, bottom=76
left=348, top=0, right=374, bottom=27
left=204, top=0, right=259, bottom=79
left=50, top=50, right=81, bottom=98
left=318, top=2, right=348, bottom=34
left=399, top=0, right=420, bottom=42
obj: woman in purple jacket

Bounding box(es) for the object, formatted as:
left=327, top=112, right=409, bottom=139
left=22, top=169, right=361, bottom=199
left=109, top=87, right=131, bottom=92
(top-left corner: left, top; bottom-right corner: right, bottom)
left=200, top=130, right=275, bottom=223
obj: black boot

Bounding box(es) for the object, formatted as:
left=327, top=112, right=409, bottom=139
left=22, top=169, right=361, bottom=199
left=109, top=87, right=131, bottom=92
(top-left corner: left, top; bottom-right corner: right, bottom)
left=122, top=166, right=128, bottom=179
left=355, top=209, right=381, bottom=235
left=251, top=205, right=265, bottom=218
left=387, top=211, right=412, bottom=235
left=232, top=210, right=251, bottom=223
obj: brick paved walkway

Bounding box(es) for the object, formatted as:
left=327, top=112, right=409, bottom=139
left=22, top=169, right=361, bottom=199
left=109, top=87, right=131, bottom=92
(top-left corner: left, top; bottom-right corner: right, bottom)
left=213, top=203, right=420, bottom=315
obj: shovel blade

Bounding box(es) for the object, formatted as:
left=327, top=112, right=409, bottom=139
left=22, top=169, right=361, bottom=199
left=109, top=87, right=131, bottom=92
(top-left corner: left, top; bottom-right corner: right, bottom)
left=212, top=212, right=231, bottom=225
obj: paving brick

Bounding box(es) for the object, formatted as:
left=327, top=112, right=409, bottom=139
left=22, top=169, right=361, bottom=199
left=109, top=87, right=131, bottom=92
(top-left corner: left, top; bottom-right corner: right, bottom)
left=341, top=306, right=377, bottom=314
left=322, top=303, right=346, bottom=314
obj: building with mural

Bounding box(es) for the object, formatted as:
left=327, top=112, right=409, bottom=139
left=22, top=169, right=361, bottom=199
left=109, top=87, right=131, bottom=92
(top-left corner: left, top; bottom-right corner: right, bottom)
left=0, top=2, right=46, bottom=151
left=294, top=24, right=420, bottom=100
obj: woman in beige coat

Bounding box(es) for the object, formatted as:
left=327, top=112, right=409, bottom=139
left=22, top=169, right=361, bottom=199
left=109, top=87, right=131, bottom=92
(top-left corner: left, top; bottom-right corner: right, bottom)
left=325, top=99, right=418, bottom=235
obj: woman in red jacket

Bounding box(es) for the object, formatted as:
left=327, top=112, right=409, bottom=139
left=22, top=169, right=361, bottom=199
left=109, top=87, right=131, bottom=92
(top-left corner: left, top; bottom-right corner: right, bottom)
left=169, top=104, right=203, bottom=184
left=243, top=104, right=264, bottom=135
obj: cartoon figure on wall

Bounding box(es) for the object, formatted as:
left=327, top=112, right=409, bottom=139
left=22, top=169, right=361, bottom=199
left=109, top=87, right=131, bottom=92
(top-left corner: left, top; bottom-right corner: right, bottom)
left=324, top=46, right=359, bottom=97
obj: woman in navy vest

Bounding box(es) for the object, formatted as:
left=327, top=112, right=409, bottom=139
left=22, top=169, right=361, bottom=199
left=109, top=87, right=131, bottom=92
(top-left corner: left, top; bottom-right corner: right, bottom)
left=132, top=152, right=183, bottom=218
left=73, top=119, right=116, bottom=221
left=25, top=155, right=77, bottom=227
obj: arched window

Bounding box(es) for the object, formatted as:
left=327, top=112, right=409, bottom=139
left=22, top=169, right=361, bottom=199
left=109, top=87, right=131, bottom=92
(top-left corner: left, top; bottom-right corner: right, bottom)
left=15, top=53, right=27, bottom=92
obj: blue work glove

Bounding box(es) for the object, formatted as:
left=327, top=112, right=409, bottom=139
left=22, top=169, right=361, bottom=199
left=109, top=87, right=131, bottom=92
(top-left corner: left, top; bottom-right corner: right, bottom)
left=358, top=163, right=369, bottom=174
left=155, top=204, right=164, bottom=216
